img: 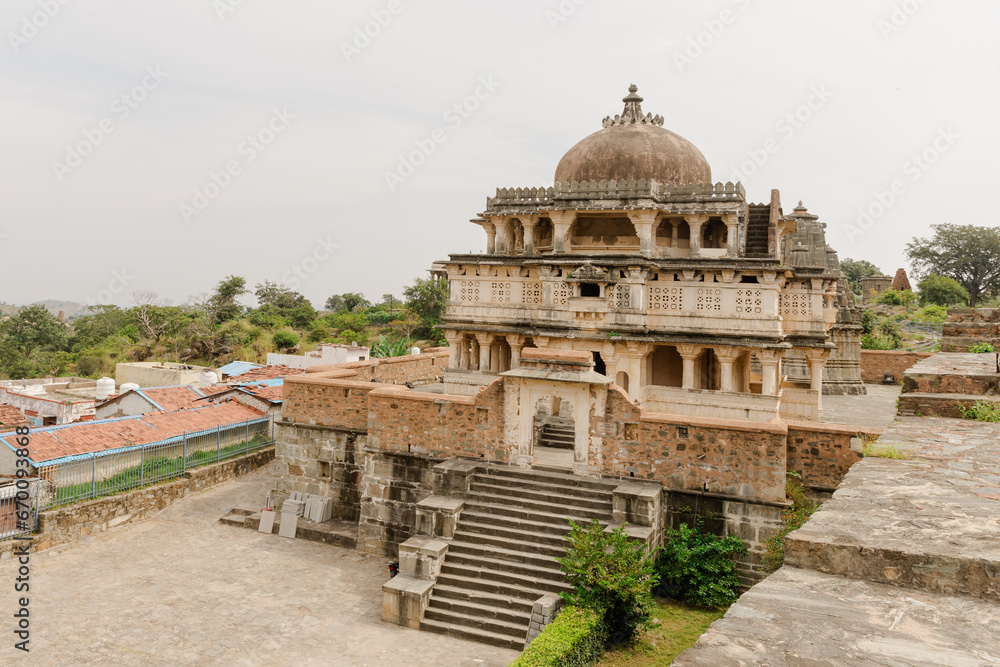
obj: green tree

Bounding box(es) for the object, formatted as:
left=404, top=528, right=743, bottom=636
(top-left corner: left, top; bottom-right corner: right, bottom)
left=840, top=258, right=883, bottom=295
left=0, top=304, right=68, bottom=359
left=403, top=277, right=449, bottom=337
left=254, top=280, right=310, bottom=311
left=209, top=275, right=248, bottom=323
left=906, top=224, right=1000, bottom=307
left=324, top=292, right=370, bottom=313
left=69, top=305, right=130, bottom=351
left=918, top=273, right=970, bottom=307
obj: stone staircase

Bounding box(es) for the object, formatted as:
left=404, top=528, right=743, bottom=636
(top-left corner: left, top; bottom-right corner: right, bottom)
left=420, top=466, right=617, bottom=650
left=745, top=204, right=771, bottom=258
left=537, top=417, right=575, bottom=450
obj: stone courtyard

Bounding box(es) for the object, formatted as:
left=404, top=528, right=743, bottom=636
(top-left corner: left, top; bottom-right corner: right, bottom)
left=0, top=462, right=518, bottom=666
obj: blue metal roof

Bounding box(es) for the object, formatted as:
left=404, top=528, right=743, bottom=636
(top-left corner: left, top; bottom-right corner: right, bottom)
left=217, top=361, right=261, bottom=377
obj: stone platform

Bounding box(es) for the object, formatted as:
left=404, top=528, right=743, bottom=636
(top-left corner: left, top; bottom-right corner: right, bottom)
left=221, top=508, right=359, bottom=549
left=898, top=353, right=1000, bottom=418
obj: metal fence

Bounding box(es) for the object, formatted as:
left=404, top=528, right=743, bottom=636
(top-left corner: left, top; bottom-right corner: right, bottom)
left=1, top=417, right=274, bottom=540
left=902, top=321, right=943, bottom=337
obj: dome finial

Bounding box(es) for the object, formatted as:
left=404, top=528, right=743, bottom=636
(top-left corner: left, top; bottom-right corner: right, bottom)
left=603, top=84, right=664, bottom=128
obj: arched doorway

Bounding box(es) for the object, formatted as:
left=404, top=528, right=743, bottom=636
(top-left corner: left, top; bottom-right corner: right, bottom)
left=532, top=396, right=575, bottom=470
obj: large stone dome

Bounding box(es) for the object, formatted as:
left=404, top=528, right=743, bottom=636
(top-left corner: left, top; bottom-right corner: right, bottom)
left=554, top=85, right=712, bottom=186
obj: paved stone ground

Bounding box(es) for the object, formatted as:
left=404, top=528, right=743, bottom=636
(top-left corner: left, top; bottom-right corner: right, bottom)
left=820, top=383, right=901, bottom=429
left=0, top=463, right=519, bottom=666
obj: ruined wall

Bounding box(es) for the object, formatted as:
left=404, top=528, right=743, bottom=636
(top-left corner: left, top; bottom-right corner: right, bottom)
left=941, top=308, right=1000, bottom=352
left=860, top=350, right=933, bottom=383
left=598, top=387, right=787, bottom=503
left=786, top=422, right=874, bottom=488
left=303, top=350, right=449, bottom=385
left=366, top=381, right=508, bottom=462
left=272, top=423, right=364, bottom=521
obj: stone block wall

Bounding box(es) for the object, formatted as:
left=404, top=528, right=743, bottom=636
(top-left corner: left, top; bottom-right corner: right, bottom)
left=942, top=308, right=1000, bottom=352
left=282, top=379, right=374, bottom=429
left=0, top=448, right=274, bottom=561
left=358, top=451, right=439, bottom=556
left=271, top=423, right=363, bottom=520
left=860, top=350, right=933, bottom=383
left=599, top=387, right=787, bottom=503
left=786, top=422, right=876, bottom=488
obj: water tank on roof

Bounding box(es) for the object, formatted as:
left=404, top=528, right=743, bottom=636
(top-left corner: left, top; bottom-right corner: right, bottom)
left=96, top=377, right=116, bottom=401
left=200, top=371, right=219, bottom=388
left=411, top=347, right=421, bottom=356
left=120, top=382, right=140, bottom=394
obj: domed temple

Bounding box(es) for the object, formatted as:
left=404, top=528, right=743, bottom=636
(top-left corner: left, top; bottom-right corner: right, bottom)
left=439, top=85, right=865, bottom=420
left=274, top=85, right=874, bottom=650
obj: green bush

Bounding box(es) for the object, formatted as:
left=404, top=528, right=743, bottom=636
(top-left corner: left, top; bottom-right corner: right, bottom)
left=915, top=305, right=947, bottom=323
left=510, top=606, right=608, bottom=667
left=878, top=290, right=903, bottom=306
left=655, top=519, right=746, bottom=608
left=272, top=331, right=298, bottom=350
left=969, top=342, right=996, bottom=354
left=961, top=400, right=1000, bottom=422
left=861, top=333, right=897, bottom=350
left=558, top=519, right=659, bottom=644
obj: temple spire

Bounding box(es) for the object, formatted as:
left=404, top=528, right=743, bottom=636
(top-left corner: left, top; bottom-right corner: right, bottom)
left=602, top=84, right=664, bottom=128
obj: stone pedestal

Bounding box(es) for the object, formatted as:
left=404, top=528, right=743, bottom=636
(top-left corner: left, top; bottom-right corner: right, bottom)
left=415, top=496, right=464, bottom=538
left=382, top=535, right=449, bottom=628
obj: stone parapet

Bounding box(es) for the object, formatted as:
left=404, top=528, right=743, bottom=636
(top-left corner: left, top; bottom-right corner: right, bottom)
left=524, top=593, right=563, bottom=647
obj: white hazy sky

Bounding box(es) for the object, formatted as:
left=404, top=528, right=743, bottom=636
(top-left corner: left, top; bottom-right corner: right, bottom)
left=2, top=0, right=997, bottom=308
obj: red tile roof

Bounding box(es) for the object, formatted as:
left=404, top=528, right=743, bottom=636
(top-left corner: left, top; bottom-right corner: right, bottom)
left=0, top=401, right=264, bottom=465
left=139, top=386, right=206, bottom=412
left=226, top=365, right=304, bottom=384
left=0, top=405, right=28, bottom=429
left=241, top=384, right=284, bottom=402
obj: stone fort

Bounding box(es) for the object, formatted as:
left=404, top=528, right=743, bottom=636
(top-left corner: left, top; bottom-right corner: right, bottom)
left=271, top=86, right=878, bottom=649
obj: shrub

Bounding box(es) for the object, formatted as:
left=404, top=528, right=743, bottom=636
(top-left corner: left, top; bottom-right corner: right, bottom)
left=916, top=305, right=947, bottom=323
left=272, top=331, right=298, bottom=350
left=762, top=473, right=818, bottom=572
left=878, top=290, right=903, bottom=306
left=961, top=400, right=1000, bottom=423
left=371, top=335, right=411, bottom=358
left=558, top=520, right=659, bottom=645
left=861, top=333, right=897, bottom=350
left=510, top=606, right=608, bottom=667
left=969, top=342, right=996, bottom=354
left=655, top=519, right=746, bottom=608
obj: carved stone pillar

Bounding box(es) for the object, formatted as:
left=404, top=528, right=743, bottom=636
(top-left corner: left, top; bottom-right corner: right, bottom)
left=474, top=333, right=494, bottom=372
left=444, top=332, right=462, bottom=369
left=506, top=334, right=525, bottom=369
left=724, top=213, right=739, bottom=258
left=549, top=210, right=575, bottom=254
left=627, top=211, right=657, bottom=257
left=490, top=342, right=502, bottom=373
left=757, top=349, right=783, bottom=396
left=676, top=344, right=701, bottom=390
left=714, top=347, right=742, bottom=393
left=686, top=215, right=708, bottom=258
left=482, top=221, right=497, bottom=255
left=520, top=216, right=539, bottom=255
left=804, top=348, right=831, bottom=410
left=493, top=217, right=510, bottom=255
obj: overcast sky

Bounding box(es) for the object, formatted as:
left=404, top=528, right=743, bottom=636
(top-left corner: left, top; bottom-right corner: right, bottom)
left=2, top=0, right=997, bottom=309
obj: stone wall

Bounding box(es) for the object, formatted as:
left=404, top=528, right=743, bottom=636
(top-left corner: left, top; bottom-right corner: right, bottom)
left=282, top=378, right=375, bottom=429
left=600, top=387, right=787, bottom=504
left=786, top=422, right=876, bottom=488
left=0, top=448, right=274, bottom=561
left=860, top=350, right=933, bottom=383
left=358, top=451, right=439, bottom=556
left=272, top=423, right=363, bottom=521
left=941, top=308, right=1000, bottom=352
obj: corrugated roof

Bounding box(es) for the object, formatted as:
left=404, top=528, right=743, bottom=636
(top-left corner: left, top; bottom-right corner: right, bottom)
left=0, top=401, right=265, bottom=465
left=217, top=361, right=262, bottom=377
left=135, top=385, right=206, bottom=412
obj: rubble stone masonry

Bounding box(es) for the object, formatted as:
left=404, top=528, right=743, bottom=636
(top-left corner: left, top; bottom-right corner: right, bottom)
left=860, top=350, right=933, bottom=384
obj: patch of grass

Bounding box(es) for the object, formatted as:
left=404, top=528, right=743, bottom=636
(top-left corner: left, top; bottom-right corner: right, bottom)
left=861, top=439, right=910, bottom=460
left=593, top=598, right=723, bottom=666
left=961, top=400, right=1000, bottom=423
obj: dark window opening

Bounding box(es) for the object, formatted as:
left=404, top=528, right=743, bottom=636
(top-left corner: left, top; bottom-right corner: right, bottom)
left=580, top=283, right=601, bottom=297
left=593, top=351, right=607, bottom=376
left=740, top=275, right=759, bottom=284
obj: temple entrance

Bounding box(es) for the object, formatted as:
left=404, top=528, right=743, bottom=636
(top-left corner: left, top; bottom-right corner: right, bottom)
left=532, top=396, right=575, bottom=470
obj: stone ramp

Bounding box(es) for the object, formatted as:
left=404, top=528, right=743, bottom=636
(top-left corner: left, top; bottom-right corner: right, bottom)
left=785, top=416, right=1000, bottom=601
left=674, top=567, right=1000, bottom=666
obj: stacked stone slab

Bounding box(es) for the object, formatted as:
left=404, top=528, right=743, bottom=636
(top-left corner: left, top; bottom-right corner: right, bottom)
left=897, top=352, right=1000, bottom=419
left=941, top=308, right=1000, bottom=352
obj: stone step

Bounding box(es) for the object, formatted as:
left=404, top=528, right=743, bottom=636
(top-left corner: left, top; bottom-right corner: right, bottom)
left=472, top=475, right=614, bottom=503
left=455, top=523, right=569, bottom=553
left=469, top=481, right=612, bottom=513
left=430, top=584, right=535, bottom=614
left=423, top=607, right=528, bottom=639
left=483, top=465, right=617, bottom=491
left=420, top=618, right=524, bottom=651
left=449, top=538, right=565, bottom=568
left=540, top=430, right=575, bottom=442
left=459, top=510, right=580, bottom=537
left=435, top=572, right=556, bottom=601
left=463, top=499, right=610, bottom=526
left=440, top=563, right=573, bottom=596
left=427, top=594, right=532, bottom=626
left=446, top=550, right=564, bottom=583
left=465, top=493, right=612, bottom=522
